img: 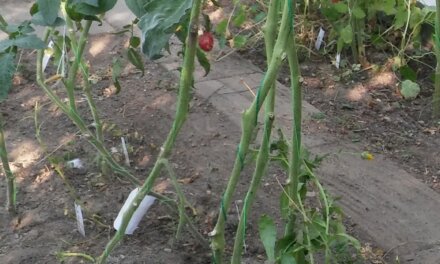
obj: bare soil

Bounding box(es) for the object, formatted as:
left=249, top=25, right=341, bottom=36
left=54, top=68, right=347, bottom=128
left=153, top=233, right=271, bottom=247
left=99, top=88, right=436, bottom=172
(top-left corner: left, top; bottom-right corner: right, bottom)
left=0, top=34, right=293, bottom=264
left=3, top=3, right=438, bottom=264
left=241, top=44, right=440, bottom=196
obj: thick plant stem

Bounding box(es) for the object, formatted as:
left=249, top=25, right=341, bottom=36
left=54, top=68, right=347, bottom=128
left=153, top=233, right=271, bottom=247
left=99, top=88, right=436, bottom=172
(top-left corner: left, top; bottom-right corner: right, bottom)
left=229, top=1, right=280, bottom=261
left=61, top=0, right=78, bottom=50
left=65, top=20, right=92, bottom=112
left=284, top=29, right=302, bottom=239
left=433, top=0, right=440, bottom=119
left=230, top=114, right=274, bottom=264
left=95, top=0, right=203, bottom=263
left=264, top=0, right=280, bottom=113
left=0, top=116, right=15, bottom=213
left=210, top=2, right=293, bottom=263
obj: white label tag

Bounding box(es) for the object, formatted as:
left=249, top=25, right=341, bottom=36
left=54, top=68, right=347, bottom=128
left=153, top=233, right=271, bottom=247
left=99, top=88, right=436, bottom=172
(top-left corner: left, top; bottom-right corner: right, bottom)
left=74, top=202, right=85, bottom=237
left=42, top=41, right=54, bottom=72
left=114, top=188, right=156, bottom=235
left=121, top=137, right=130, bottom=167
left=315, top=28, right=325, bottom=50
left=335, top=53, right=341, bottom=69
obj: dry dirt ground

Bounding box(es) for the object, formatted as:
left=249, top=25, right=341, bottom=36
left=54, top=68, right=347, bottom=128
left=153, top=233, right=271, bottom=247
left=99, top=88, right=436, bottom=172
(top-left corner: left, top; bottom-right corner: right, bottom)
left=242, top=44, right=440, bottom=197
left=0, top=30, right=384, bottom=263
left=0, top=34, right=299, bottom=263
left=2, top=3, right=440, bottom=264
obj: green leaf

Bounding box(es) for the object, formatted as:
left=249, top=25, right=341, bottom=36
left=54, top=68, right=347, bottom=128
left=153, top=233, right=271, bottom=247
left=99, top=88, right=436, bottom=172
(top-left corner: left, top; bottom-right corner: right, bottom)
left=67, top=0, right=117, bottom=16
left=138, top=0, right=192, bottom=59
left=112, top=57, right=122, bottom=94
left=232, top=7, right=246, bottom=27
left=394, top=6, right=407, bottom=30
left=258, top=215, right=277, bottom=262
left=196, top=48, right=210, bottom=77
left=233, top=35, right=247, bottom=49
left=127, top=47, right=145, bottom=76
left=399, top=65, right=417, bottom=82
left=32, top=12, right=65, bottom=27
left=215, top=19, right=228, bottom=35
left=124, top=0, right=149, bottom=18
left=275, top=234, right=295, bottom=256
left=280, top=191, right=290, bottom=220
left=380, top=0, right=396, bottom=15
left=129, top=36, right=141, bottom=48
left=352, top=6, right=366, bottom=19
left=37, top=0, right=61, bottom=25
left=335, top=233, right=361, bottom=251
left=281, top=253, right=297, bottom=264
left=254, top=12, right=266, bottom=23
left=340, top=25, right=353, bottom=44
left=334, top=3, right=348, bottom=13
left=0, top=52, right=15, bottom=101
left=400, top=80, right=420, bottom=100
left=0, top=35, right=46, bottom=52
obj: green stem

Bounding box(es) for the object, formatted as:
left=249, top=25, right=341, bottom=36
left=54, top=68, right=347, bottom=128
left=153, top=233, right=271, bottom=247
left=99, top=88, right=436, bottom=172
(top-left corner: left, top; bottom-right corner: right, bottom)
left=79, top=60, right=108, bottom=175
left=57, top=252, right=95, bottom=262
left=229, top=0, right=280, bottom=262
left=285, top=9, right=302, bottom=237
left=95, top=1, right=203, bottom=262
left=264, top=0, right=280, bottom=113
left=230, top=114, right=274, bottom=264
left=160, top=158, right=197, bottom=241
left=36, top=29, right=141, bottom=186
left=64, top=20, right=92, bottom=112
left=349, top=0, right=359, bottom=63
left=61, top=0, right=78, bottom=50
left=0, top=115, right=16, bottom=213
left=210, top=2, right=293, bottom=262
left=80, top=62, right=104, bottom=146
left=433, top=0, right=440, bottom=119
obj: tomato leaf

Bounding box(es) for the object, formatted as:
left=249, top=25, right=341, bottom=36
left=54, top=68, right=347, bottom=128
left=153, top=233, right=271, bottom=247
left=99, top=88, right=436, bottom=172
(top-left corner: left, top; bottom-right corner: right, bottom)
left=137, top=0, right=192, bottom=59
left=258, top=215, right=277, bottom=262
left=37, top=0, right=61, bottom=25
left=129, top=36, right=141, bottom=48
left=196, top=48, right=210, bottom=77
left=67, top=0, right=117, bottom=16
left=112, top=57, right=122, bottom=94
left=0, top=34, right=46, bottom=52
left=125, top=0, right=149, bottom=18
left=0, top=52, right=15, bottom=102
left=340, top=25, right=353, bottom=44
left=127, top=47, right=145, bottom=76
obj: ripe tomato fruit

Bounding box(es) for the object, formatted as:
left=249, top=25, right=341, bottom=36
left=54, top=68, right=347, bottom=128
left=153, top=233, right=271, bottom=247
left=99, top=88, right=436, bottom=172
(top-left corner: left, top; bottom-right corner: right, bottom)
left=199, top=31, right=214, bottom=52
left=332, top=0, right=340, bottom=3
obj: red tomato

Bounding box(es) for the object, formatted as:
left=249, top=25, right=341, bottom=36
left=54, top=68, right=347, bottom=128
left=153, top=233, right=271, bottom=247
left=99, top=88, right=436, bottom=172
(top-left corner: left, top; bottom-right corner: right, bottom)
left=332, top=0, right=340, bottom=3
left=199, top=31, right=214, bottom=52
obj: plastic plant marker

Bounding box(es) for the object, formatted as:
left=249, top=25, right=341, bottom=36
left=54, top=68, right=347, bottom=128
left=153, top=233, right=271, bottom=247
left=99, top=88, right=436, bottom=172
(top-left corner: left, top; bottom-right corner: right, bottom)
left=315, top=27, right=325, bottom=50
left=121, top=137, right=130, bottom=167
left=113, top=188, right=156, bottom=235
left=42, top=40, right=54, bottom=72
left=74, top=202, right=85, bottom=237
left=335, top=53, right=341, bottom=69
left=66, top=158, right=84, bottom=169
